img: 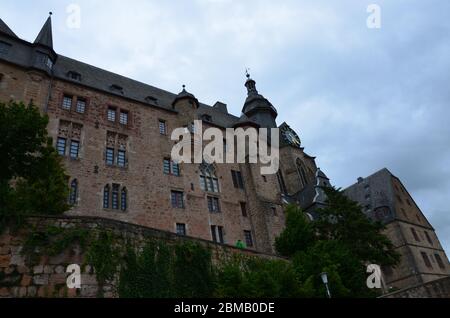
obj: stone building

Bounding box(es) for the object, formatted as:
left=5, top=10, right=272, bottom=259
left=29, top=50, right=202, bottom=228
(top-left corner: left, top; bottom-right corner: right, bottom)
left=0, top=15, right=327, bottom=254
left=345, top=168, right=450, bottom=291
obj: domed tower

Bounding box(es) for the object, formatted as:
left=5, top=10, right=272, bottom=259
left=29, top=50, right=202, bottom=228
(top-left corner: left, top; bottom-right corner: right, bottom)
left=241, top=72, right=278, bottom=128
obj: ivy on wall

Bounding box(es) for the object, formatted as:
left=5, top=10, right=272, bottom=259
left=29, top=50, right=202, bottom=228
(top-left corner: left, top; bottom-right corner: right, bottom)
left=19, top=223, right=304, bottom=298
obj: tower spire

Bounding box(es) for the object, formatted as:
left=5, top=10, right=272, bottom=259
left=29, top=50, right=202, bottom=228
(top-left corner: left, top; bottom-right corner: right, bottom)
left=34, top=12, right=53, bottom=48
left=241, top=71, right=278, bottom=128
left=0, top=18, right=17, bottom=38
left=244, top=69, right=258, bottom=95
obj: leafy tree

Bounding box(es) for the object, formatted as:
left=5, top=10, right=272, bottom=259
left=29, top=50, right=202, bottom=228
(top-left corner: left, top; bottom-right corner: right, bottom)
left=275, top=187, right=400, bottom=298
left=314, top=187, right=400, bottom=267
left=0, top=101, right=69, bottom=230
left=275, top=204, right=315, bottom=257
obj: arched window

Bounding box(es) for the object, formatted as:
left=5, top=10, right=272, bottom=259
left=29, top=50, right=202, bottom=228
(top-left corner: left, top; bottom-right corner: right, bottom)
left=103, top=185, right=110, bottom=209
left=121, top=187, right=127, bottom=211
left=296, top=159, right=309, bottom=188
left=277, top=171, right=287, bottom=194
left=69, top=179, right=78, bottom=205
left=199, top=163, right=219, bottom=193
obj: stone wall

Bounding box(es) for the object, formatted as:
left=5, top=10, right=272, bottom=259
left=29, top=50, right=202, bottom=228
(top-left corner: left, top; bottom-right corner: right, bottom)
left=0, top=215, right=282, bottom=298
left=381, top=276, right=450, bottom=298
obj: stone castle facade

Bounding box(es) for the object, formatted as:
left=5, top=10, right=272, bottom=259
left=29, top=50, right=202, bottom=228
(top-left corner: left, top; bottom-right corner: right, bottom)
left=0, top=15, right=328, bottom=255
left=345, top=169, right=450, bottom=291
left=0, top=15, right=448, bottom=290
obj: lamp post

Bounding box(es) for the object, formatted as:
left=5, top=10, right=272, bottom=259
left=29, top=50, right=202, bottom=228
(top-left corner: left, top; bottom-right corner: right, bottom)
left=320, top=272, right=332, bottom=299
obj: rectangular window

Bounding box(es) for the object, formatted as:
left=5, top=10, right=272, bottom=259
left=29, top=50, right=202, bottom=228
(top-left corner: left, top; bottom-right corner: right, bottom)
left=76, top=98, right=86, bottom=113
left=272, top=207, right=278, bottom=216
left=217, top=226, right=224, bottom=244
left=231, top=170, right=244, bottom=189
left=69, top=140, right=79, bottom=159
left=211, top=225, right=225, bottom=244
left=0, top=41, right=11, bottom=54
left=172, top=162, right=180, bottom=176
left=119, top=110, right=129, bottom=125
left=425, top=231, right=433, bottom=245
left=421, top=252, right=432, bottom=268
left=159, top=120, right=167, bottom=135
left=106, top=148, right=114, bottom=165
left=56, top=137, right=66, bottom=156
left=171, top=191, right=184, bottom=209
left=176, top=223, right=186, bottom=236
left=117, top=150, right=126, bottom=167
left=411, top=228, right=420, bottom=242
left=107, top=107, right=116, bottom=122
left=435, top=254, right=446, bottom=270
left=240, top=202, right=247, bottom=217
left=62, top=95, right=72, bottom=110
left=211, top=225, right=217, bottom=243
left=244, top=230, right=253, bottom=247
left=111, top=184, right=120, bottom=210
left=163, top=159, right=171, bottom=175
left=200, top=176, right=206, bottom=191
left=212, top=178, right=219, bottom=192
left=207, top=196, right=220, bottom=213
left=163, top=159, right=180, bottom=176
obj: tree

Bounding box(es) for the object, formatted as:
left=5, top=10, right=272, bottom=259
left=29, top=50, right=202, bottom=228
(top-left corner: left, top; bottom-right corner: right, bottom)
left=314, top=187, right=400, bottom=267
left=0, top=101, right=69, bottom=230
left=274, top=204, right=315, bottom=257
left=275, top=187, right=400, bottom=297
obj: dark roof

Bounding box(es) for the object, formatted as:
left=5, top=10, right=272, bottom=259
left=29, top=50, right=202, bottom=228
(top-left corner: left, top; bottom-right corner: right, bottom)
left=34, top=16, right=53, bottom=48
left=0, top=18, right=17, bottom=38
left=242, top=78, right=278, bottom=117
left=172, top=86, right=199, bottom=107
left=0, top=17, right=248, bottom=128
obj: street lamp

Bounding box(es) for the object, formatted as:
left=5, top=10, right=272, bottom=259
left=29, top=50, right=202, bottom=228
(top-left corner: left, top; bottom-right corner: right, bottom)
left=320, top=272, right=332, bottom=298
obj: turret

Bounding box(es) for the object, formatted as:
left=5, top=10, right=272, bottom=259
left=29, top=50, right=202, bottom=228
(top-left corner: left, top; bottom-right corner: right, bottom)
left=241, top=72, right=278, bottom=128
left=31, top=13, right=57, bottom=73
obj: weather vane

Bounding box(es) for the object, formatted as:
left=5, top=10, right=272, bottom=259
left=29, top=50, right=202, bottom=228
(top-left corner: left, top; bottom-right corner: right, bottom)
left=245, top=67, right=251, bottom=79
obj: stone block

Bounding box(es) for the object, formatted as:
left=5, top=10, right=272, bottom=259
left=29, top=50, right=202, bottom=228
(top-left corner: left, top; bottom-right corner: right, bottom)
left=0, top=255, right=11, bottom=267
left=27, top=286, right=37, bottom=297
left=33, top=274, right=49, bottom=285
left=21, top=274, right=32, bottom=286
left=33, top=265, right=44, bottom=274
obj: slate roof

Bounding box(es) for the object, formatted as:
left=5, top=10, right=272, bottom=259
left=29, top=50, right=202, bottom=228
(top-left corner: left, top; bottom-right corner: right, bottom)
left=0, top=18, right=17, bottom=38
left=34, top=16, right=53, bottom=48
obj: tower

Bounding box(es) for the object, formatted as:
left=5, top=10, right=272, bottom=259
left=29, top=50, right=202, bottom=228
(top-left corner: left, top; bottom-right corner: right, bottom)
left=241, top=72, right=278, bottom=128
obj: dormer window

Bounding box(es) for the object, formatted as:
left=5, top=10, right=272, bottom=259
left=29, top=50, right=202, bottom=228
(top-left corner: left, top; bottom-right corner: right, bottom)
left=46, top=57, right=54, bottom=69
left=35, top=52, right=53, bottom=70
left=201, top=114, right=212, bottom=122
left=145, top=96, right=158, bottom=104
left=110, top=84, right=124, bottom=94
left=0, top=41, right=11, bottom=55
left=67, top=71, right=81, bottom=81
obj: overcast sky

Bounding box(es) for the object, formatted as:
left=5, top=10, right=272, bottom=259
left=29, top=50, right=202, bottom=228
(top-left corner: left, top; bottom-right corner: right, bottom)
left=1, top=0, right=449, bottom=255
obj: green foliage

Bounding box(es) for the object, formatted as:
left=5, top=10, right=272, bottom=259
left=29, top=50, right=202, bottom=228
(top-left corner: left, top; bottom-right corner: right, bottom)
left=275, top=187, right=401, bottom=298
left=118, top=241, right=174, bottom=298
left=214, top=254, right=304, bottom=298
left=21, top=225, right=89, bottom=265
left=0, top=101, right=69, bottom=231
left=85, top=231, right=121, bottom=285
left=314, top=187, right=400, bottom=267
left=118, top=241, right=214, bottom=298
left=275, top=204, right=315, bottom=257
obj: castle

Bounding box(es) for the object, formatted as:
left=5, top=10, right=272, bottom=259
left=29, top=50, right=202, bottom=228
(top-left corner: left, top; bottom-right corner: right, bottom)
left=0, top=15, right=448, bottom=292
